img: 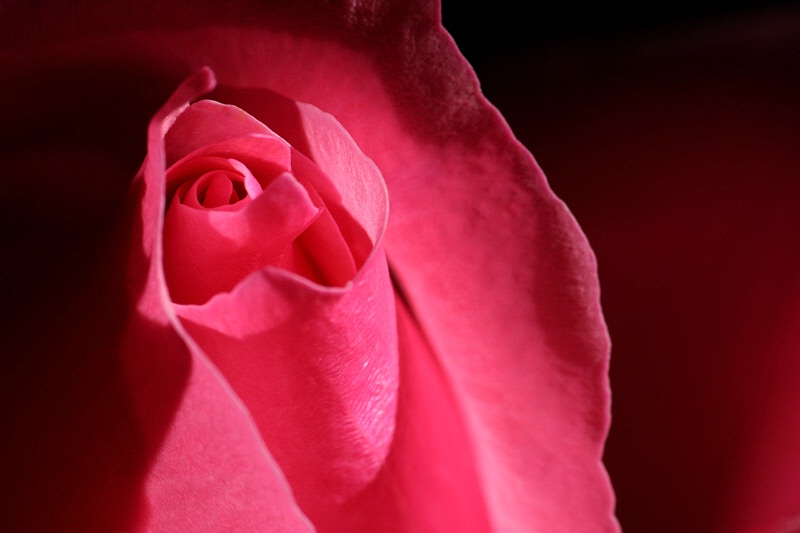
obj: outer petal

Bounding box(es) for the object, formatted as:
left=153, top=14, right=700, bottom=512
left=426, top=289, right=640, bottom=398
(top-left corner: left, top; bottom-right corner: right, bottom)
left=470, top=8, right=800, bottom=532
left=1, top=2, right=616, bottom=532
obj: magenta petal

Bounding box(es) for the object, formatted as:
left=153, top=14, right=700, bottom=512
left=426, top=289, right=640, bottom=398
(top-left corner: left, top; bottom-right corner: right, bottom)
left=382, top=135, right=615, bottom=531
left=174, top=242, right=398, bottom=525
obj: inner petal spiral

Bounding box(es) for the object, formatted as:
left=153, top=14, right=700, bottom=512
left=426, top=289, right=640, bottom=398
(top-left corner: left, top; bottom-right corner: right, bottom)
left=161, top=99, right=371, bottom=304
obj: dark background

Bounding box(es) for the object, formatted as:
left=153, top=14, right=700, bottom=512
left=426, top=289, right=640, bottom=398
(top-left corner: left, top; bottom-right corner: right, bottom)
left=443, top=2, right=800, bottom=532
left=443, top=1, right=796, bottom=64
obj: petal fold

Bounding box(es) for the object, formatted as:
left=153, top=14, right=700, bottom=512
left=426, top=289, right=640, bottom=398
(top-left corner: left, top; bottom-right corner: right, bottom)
left=175, top=242, right=399, bottom=525
left=164, top=170, right=321, bottom=305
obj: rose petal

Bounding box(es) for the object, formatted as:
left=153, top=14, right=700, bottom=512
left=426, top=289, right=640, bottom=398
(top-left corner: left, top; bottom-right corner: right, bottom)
left=164, top=170, right=322, bottom=305
left=167, top=155, right=261, bottom=209
left=165, top=99, right=294, bottom=181
left=164, top=98, right=363, bottom=288
left=165, top=99, right=281, bottom=164
left=175, top=242, right=397, bottom=525
left=319, top=296, right=494, bottom=532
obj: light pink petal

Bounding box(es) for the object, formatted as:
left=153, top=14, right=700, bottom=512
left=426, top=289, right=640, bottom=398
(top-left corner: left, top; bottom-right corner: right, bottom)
left=209, top=85, right=388, bottom=271
left=163, top=96, right=366, bottom=288
left=292, top=101, right=389, bottom=249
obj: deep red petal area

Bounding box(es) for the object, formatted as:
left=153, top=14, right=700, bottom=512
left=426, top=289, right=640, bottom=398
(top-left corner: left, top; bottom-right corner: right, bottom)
left=0, top=58, right=173, bottom=533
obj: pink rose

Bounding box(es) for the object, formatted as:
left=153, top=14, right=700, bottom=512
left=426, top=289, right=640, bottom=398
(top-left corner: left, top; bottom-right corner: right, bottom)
left=0, top=1, right=616, bottom=531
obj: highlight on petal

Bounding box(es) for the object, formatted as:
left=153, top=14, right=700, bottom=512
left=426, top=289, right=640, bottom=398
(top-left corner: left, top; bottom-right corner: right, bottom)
left=324, top=296, right=494, bottom=533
